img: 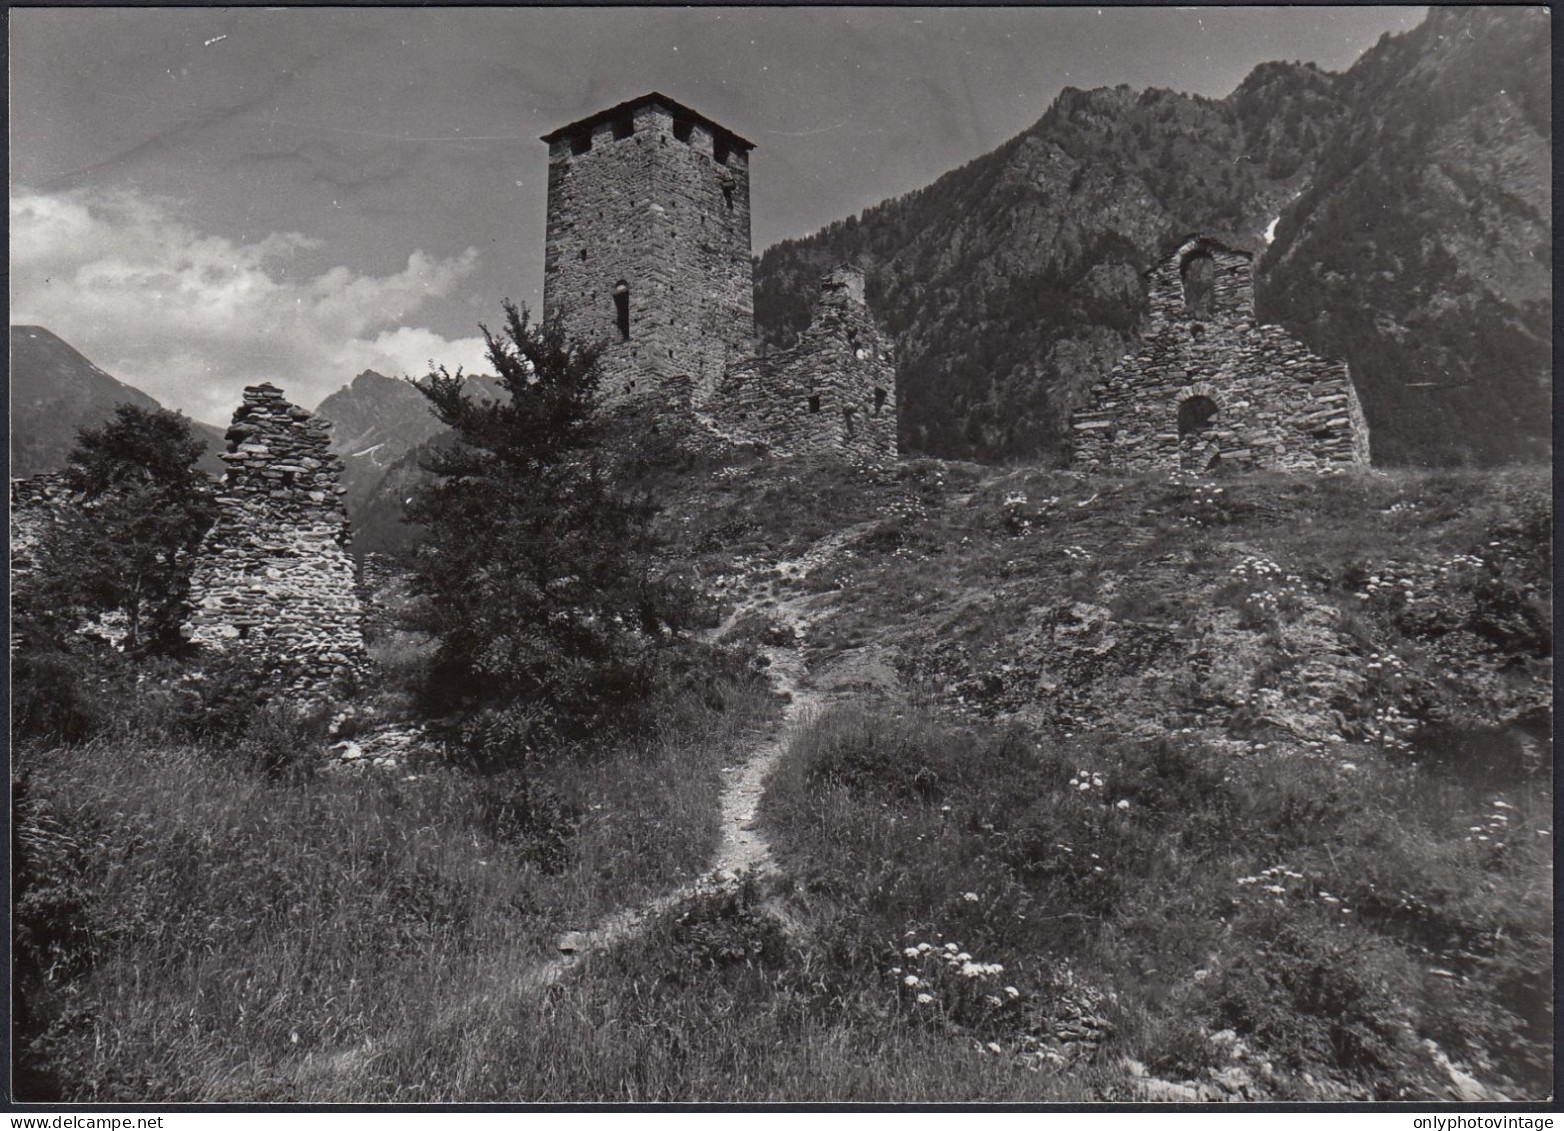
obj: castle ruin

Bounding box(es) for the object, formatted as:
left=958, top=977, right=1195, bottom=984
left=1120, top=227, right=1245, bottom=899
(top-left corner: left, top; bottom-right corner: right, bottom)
left=541, top=92, right=898, bottom=465
left=183, top=384, right=366, bottom=697
left=1070, top=235, right=1370, bottom=472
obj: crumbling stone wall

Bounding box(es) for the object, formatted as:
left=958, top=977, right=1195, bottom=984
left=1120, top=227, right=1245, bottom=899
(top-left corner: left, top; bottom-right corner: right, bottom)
left=713, top=267, right=898, bottom=465
left=9, top=473, right=71, bottom=584
left=1071, top=235, right=1370, bottom=472
left=10, top=474, right=74, bottom=651
left=542, top=92, right=755, bottom=415
left=184, top=384, right=365, bottom=695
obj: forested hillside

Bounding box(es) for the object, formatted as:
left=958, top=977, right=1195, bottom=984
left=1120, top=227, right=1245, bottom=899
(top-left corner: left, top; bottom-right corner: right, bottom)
left=754, top=7, right=1548, bottom=466
left=1261, top=6, right=1550, bottom=466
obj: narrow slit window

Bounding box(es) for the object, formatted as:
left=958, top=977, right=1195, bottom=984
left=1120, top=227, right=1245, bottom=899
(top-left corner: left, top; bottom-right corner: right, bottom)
left=808, top=395, right=821, bottom=414
left=613, top=280, right=630, bottom=340
left=722, top=182, right=734, bottom=209
left=873, top=387, right=888, bottom=414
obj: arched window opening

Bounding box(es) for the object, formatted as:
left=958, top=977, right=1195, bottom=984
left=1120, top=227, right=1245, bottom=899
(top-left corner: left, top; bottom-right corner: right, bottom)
left=613, top=281, right=631, bottom=341
left=873, top=387, right=888, bottom=414
left=1181, top=252, right=1215, bottom=318
left=808, top=395, right=821, bottom=414
left=1178, top=394, right=1219, bottom=438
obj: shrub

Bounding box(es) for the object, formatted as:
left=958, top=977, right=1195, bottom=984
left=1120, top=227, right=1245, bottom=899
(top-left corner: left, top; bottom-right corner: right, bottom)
left=1203, top=906, right=1428, bottom=1091
left=11, top=647, right=115, bottom=744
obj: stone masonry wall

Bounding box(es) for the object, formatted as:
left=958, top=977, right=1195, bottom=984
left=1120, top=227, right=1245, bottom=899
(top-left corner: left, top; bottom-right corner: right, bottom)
left=542, top=94, right=754, bottom=416
left=1071, top=235, right=1370, bottom=472
left=184, top=384, right=365, bottom=695
left=713, top=267, right=898, bottom=466
left=10, top=473, right=71, bottom=584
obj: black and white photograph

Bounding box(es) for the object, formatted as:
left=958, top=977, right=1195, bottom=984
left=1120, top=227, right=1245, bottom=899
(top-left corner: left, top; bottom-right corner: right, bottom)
left=8, top=3, right=1552, bottom=1107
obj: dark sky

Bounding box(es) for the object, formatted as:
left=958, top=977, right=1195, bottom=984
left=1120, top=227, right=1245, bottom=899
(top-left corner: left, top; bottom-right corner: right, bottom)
left=10, top=6, right=1427, bottom=423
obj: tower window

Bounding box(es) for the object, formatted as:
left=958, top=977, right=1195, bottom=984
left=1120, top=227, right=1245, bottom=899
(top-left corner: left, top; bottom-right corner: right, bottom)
left=721, top=182, right=734, bottom=209
left=613, top=280, right=630, bottom=340
left=571, top=131, right=593, bottom=156
left=714, top=138, right=730, bottom=165
left=873, top=387, right=888, bottom=414
left=579, top=248, right=588, bottom=262
left=611, top=115, right=634, bottom=140
left=843, top=406, right=857, bottom=437
left=1180, top=251, right=1215, bottom=318
left=808, top=395, right=821, bottom=414
left=673, top=118, right=694, bottom=144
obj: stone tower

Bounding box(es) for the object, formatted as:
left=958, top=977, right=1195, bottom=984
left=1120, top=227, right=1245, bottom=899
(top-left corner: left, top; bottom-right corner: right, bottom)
left=184, top=384, right=365, bottom=697
left=541, top=92, right=756, bottom=413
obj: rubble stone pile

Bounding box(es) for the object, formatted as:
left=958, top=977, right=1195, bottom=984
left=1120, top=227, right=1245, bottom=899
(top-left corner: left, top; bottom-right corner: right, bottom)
left=184, top=383, right=366, bottom=698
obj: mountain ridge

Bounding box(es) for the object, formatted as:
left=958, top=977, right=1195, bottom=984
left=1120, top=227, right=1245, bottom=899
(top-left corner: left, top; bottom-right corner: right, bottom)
left=752, top=7, right=1548, bottom=467
left=9, top=325, right=227, bottom=477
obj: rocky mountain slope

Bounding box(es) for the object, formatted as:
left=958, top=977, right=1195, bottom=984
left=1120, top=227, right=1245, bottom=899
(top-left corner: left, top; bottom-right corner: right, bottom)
left=1260, top=6, right=1550, bottom=466
left=9, top=326, right=226, bottom=476
left=314, top=370, right=450, bottom=530
left=311, top=370, right=502, bottom=559
left=752, top=7, right=1547, bottom=467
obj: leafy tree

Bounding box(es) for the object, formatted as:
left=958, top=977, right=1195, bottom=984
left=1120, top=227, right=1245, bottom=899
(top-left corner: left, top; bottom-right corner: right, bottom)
left=17, top=405, right=217, bottom=656
left=405, top=303, right=696, bottom=753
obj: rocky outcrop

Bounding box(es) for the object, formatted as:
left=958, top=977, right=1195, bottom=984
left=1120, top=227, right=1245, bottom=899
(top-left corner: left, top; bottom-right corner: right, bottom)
left=184, top=384, right=365, bottom=698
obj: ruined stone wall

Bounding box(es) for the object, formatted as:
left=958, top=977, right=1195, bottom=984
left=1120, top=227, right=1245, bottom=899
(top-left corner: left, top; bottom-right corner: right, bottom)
left=184, top=384, right=365, bottom=695
left=1071, top=236, right=1370, bottom=472
left=542, top=95, right=754, bottom=415
left=9, top=473, right=71, bottom=584
left=713, top=268, right=898, bottom=466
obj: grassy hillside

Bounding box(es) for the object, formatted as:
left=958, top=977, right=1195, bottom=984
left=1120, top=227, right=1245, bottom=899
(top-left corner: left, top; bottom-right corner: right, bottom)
left=13, top=454, right=1550, bottom=1101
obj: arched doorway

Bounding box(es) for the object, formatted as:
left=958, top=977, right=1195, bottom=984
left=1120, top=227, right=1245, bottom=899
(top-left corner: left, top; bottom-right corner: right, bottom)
left=1177, top=394, right=1221, bottom=471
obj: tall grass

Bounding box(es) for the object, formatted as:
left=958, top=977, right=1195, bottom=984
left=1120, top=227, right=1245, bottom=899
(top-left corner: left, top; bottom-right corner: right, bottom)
left=758, top=703, right=1552, bottom=1100
left=13, top=669, right=774, bottom=1102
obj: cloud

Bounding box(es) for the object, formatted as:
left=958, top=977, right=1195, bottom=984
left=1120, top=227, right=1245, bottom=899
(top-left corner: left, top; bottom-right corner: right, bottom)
left=10, top=186, right=491, bottom=423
